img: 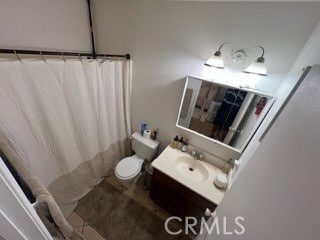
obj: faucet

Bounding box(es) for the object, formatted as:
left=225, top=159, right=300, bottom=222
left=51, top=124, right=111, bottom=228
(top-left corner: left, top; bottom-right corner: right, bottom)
left=191, top=150, right=203, bottom=160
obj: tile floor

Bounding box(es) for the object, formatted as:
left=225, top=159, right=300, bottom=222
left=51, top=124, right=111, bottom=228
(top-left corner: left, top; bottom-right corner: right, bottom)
left=67, top=174, right=178, bottom=240
left=105, top=174, right=172, bottom=221
left=67, top=211, right=105, bottom=240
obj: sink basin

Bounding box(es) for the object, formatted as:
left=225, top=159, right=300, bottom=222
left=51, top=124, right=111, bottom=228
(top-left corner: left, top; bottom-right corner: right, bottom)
left=175, top=156, right=209, bottom=182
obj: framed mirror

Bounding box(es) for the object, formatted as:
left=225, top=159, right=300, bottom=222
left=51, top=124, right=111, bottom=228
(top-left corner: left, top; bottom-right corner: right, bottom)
left=176, top=75, right=275, bottom=153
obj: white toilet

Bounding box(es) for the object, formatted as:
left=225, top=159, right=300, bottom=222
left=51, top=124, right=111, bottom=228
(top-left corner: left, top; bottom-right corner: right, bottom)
left=115, top=132, right=160, bottom=186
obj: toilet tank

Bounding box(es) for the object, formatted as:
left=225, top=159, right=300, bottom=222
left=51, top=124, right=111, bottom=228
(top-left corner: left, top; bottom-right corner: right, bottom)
left=131, top=132, right=160, bottom=161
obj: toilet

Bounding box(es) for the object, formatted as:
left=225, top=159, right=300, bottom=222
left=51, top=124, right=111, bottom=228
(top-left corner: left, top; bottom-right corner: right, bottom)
left=115, top=132, right=160, bottom=186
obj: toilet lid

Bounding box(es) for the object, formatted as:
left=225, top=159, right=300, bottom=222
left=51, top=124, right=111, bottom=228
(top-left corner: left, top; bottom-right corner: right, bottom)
left=115, top=156, right=142, bottom=179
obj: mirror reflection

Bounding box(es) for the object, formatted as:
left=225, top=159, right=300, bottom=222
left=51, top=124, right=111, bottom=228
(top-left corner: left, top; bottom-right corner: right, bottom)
left=177, top=76, right=273, bottom=151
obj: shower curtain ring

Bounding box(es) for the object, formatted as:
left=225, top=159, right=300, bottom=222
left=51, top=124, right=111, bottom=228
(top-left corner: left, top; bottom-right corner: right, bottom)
left=13, top=50, right=21, bottom=61
left=61, top=52, right=66, bottom=62
left=40, top=51, right=46, bottom=62
left=78, top=53, right=81, bottom=61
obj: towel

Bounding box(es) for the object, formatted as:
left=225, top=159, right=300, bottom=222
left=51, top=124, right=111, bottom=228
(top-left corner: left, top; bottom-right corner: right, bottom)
left=206, top=101, right=222, bottom=122
left=180, top=88, right=193, bottom=118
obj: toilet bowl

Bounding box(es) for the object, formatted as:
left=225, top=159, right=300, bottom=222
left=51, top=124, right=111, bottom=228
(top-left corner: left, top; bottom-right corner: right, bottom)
left=115, top=155, right=144, bottom=185
left=115, top=132, right=160, bottom=186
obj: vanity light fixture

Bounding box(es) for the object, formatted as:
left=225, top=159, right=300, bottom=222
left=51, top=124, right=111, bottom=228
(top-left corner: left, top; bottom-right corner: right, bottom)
left=205, top=43, right=268, bottom=76
left=243, top=46, right=267, bottom=76
left=204, top=43, right=228, bottom=69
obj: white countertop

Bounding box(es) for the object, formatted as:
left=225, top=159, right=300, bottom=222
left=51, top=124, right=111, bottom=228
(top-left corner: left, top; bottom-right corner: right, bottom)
left=152, top=145, right=226, bottom=206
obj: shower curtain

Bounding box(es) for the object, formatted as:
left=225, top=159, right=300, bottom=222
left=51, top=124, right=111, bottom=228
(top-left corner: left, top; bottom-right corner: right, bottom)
left=0, top=59, right=132, bottom=215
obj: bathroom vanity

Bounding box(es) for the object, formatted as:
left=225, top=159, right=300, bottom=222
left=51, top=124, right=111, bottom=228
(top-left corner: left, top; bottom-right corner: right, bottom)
left=150, top=146, right=226, bottom=231
left=149, top=75, right=275, bottom=231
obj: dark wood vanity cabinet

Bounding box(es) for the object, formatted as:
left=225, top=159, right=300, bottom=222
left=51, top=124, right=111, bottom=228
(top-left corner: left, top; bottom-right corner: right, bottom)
left=150, top=169, right=217, bottom=231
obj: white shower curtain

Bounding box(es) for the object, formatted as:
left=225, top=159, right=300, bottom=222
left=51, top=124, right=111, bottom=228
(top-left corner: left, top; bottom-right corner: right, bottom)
left=0, top=59, right=132, bottom=215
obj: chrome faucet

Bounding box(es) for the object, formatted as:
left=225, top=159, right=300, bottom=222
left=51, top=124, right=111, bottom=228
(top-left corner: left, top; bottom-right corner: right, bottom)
left=191, top=150, right=203, bottom=160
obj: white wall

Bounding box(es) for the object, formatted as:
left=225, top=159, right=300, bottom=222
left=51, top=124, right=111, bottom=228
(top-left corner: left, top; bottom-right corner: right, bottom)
left=0, top=1, right=319, bottom=239
left=0, top=0, right=90, bottom=51
left=93, top=0, right=320, bottom=160
left=1, top=0, right=320, bottom=160
left=200, top=20, right=320, bottom=238
left=237, top=19, right=320, bottom=178
left=197, top=65, right=320, bottom=240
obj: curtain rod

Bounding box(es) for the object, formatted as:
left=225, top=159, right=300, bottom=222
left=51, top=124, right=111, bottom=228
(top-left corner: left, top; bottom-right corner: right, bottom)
left=0, top=1, right=131, bottom=60
left=0, top=49, right=131, bottom=60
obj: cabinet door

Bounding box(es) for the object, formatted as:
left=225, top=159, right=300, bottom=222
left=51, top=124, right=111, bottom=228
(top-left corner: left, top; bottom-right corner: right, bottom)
left=150, top=169, right=217, bottom=232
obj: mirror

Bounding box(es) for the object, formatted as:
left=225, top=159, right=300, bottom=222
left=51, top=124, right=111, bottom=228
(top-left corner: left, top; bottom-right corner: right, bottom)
left=177, top=76, right=274, bottom=152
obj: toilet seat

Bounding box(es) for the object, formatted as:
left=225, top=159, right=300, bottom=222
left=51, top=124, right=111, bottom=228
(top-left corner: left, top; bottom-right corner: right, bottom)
left=115, top=155, right=144, bottom=180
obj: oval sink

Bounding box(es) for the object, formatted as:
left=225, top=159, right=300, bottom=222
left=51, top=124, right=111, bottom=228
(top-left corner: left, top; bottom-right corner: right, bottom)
left=175, top=156, right=209, bottom=182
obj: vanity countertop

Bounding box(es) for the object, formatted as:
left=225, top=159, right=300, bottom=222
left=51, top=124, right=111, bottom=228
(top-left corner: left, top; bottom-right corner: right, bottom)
left=152, top=146, right=226, bottom=206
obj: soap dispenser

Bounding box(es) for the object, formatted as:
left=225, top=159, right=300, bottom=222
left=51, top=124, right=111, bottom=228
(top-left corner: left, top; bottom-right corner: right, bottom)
left=177, top=137, right=184, bottom=150
left=181, top=139, right=189, bottom=152
left=170, top=136, right=179, bottom=149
